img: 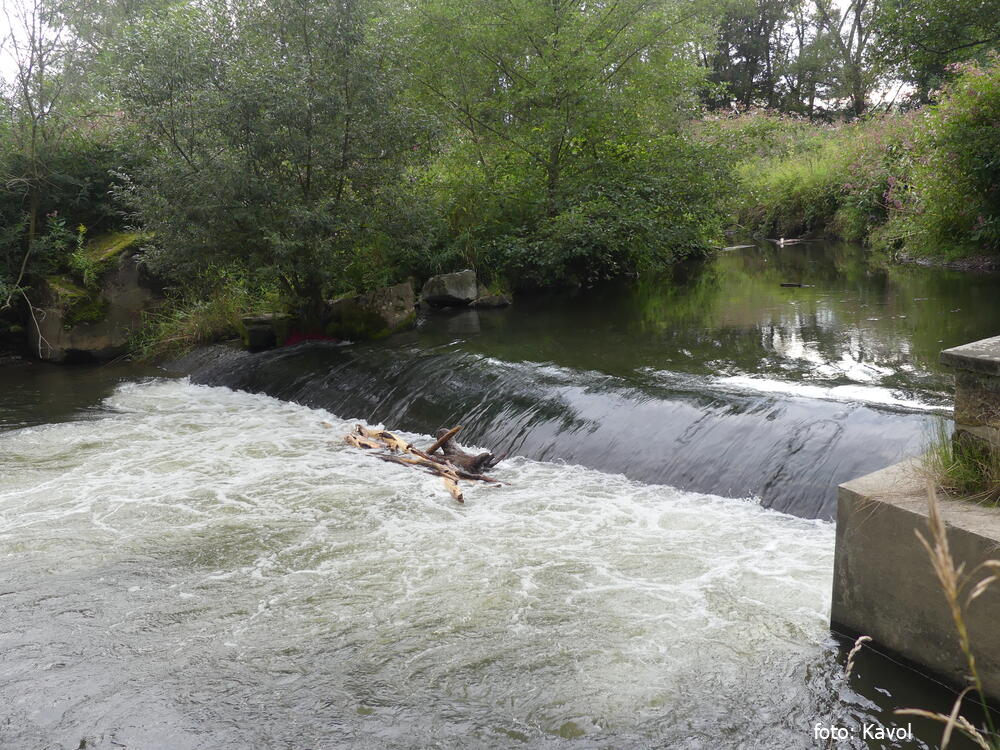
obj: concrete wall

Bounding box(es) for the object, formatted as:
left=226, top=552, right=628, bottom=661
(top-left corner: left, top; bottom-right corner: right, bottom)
left=832, top=460, right=1000, bottom=700
left=942, top=335, right=1000, bottom=447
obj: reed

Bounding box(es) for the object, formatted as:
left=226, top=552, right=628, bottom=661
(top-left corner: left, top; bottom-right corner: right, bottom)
left=893, top=484, right=1000, bottom=748
left=922, top=420, right=1000, bottom=506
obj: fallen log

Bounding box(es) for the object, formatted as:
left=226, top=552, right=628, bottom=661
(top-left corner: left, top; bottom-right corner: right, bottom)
left=343, top=423, right=501, bottom=502
left=429, top=428, right=503, bottom=474
left=426, top=425, right=463, bottom=455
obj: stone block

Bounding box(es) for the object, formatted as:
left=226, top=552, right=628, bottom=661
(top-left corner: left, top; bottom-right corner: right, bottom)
left=421, top=269, right=478, bottom=307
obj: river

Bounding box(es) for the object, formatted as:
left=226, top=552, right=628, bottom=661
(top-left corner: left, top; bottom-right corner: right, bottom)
left=1, top=241, right=997, bottom=748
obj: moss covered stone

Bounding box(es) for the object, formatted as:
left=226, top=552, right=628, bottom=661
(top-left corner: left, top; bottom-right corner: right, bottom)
left=64, top=294, right=110, bottom=326
left=85, top=232, right=144, bottom=263
left=45, top=275, right=88, bottom=303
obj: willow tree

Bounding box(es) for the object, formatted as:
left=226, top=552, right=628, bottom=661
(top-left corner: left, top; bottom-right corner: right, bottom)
left=110, top=0, right=421, bottom=320
left=408, top=0, right=726, bottom=285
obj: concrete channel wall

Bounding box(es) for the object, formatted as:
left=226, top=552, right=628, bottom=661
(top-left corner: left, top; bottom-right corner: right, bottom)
left=831, top=335, right=1000, bottom=701
left=831, top=460, right=1000, bottom=699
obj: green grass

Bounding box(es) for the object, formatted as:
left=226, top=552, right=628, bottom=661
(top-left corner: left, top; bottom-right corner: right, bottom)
left=922, top=420, right=1000, bottom=505
left=130, top=279, right=281, bottom=361
left=732, top=114, right=917, bottom=243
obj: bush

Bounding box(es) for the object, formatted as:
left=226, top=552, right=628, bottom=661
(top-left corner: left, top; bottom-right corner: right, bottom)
left=731, top=62, right=1000, bottom=262
left=416, top=134, right=732, bottom=289
left=734, top=114, right=916, bottom=242
left=0, top=117, right=141, bottom=316
left=884, top=61, right=1000, bottom=258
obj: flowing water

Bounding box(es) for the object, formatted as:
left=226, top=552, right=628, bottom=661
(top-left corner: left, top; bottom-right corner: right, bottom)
left=1, top=242, right=998, bottom=749
left=182, top=241, right=1000, bottom=520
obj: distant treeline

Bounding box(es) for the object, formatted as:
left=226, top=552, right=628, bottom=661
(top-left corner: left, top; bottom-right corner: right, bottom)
left=1, top=0, right=999, bottom=336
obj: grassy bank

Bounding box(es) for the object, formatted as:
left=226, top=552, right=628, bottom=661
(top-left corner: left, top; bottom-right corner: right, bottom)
left=129, top=271, right=280, bottom=362
left=728, top=61, right=1000, bottom=264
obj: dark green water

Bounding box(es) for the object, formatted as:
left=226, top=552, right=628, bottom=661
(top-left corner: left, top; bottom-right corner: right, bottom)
left=411, top=240, right=994, bottom=400
left=0, top=358, right=162, bottom=432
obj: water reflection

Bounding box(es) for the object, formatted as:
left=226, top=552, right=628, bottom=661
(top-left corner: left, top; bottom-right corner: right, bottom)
left=408, top=241, right=1000, bottom=402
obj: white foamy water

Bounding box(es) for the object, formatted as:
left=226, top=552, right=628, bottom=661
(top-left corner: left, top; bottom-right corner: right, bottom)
left=0, top=379, right=845, bottom=748
left=712, top=375, right=948, bottom=414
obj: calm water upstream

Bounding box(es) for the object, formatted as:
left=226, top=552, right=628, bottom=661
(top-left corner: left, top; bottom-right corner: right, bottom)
left=1, top=241, right=998, bottom=749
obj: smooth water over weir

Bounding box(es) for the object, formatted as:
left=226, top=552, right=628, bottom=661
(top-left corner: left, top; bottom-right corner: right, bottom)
left=0, top=380, right=898, bottom=748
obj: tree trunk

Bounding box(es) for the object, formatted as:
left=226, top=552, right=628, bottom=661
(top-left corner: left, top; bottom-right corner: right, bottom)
left=545, top=138, right=562, bottom=218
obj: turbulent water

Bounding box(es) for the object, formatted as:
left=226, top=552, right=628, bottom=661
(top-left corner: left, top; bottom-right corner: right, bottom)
left=0, top=378, right=927, bottom=749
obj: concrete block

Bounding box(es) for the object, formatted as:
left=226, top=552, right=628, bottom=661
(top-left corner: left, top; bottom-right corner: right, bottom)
left=832, top=459, right=1000, bottom=701
left=942, top=336, right=1000, bottom=446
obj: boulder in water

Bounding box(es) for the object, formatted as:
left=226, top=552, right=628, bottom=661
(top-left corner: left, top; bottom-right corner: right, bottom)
left=421, top=269, right=478, bottom=307
left=324, top=280, right=416, bottom=341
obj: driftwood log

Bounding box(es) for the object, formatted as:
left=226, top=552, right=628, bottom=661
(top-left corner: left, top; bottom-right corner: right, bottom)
left=342, top=424, right=500, bottom=503
left=429, top=428, right=504, bottom=474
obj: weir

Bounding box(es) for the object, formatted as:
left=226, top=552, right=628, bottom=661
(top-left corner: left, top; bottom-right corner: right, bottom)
left=832, top=335, right=1000, bottom=702
left=174, top=337, right=936, bottom=522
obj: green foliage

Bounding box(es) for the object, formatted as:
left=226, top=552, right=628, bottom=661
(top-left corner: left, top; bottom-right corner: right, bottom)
left=922, top=421, right=1000, bottom=505
left=5, top=0, right=997, bottom=340
left=67, top=230, right=145, bottom=289
left=732, top=112, right=918, bottom=245
left=109, top=0, right=429, bottom=318
left=0, top=0, right=141, bottom=326
left=885, top=62, right=1000, bottom=258
left=876, top=0, right=1000, bottom=99
left=130, top=268, right=281, bottom=361
left=493, top=136, right=731, bottom=286
left=696, top=110, right=830, bottom=162
left=705, top=0, right=885, bottom=117
left=64, top=293, right=110, bottom=326
left=407, top=0, right=727, bottom=288
left=736, top=62, right=1000, bottom=262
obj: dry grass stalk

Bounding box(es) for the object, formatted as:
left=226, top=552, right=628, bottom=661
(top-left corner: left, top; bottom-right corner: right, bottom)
left=844, top=635, right=872, bottom=677
left=894, top=483, right=999, bottom=749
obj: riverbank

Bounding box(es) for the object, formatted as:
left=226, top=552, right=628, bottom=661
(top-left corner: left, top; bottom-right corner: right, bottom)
left=727, top=62, right=1000, bottom=267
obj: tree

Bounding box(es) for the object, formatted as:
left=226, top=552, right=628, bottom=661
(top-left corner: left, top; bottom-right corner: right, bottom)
left=814, top=0, right=882, bottom=116
left=416, top=0, right=709, bottom=210
left=0, top=0, right=117, bottom=312
left=875, top=0, right=1000, bottom=100
left=408, top=0, right=725, bottom=285
left=704, top=0, right=800, bottom=110
left=109, top=0, right=422, bottom=321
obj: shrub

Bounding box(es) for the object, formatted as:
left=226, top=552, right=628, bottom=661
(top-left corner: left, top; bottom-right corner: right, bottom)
left=734, top=114, right=916, bottom=242
left=887, top=61, right=1000, bottom=259
left=418, top=134, right=732, bottom=289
